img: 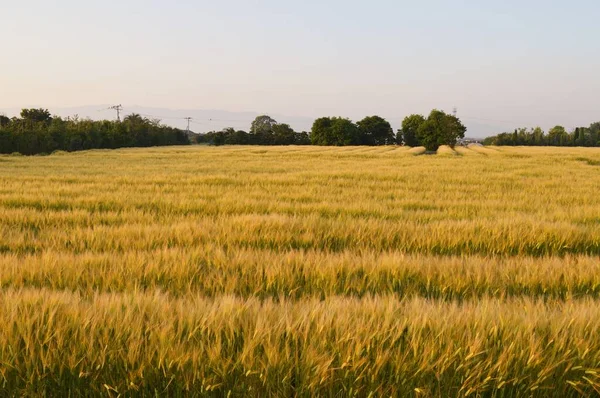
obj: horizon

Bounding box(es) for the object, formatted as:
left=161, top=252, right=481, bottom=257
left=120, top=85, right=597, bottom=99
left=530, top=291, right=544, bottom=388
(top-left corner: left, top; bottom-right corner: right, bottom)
left=2, top=1, right=599, bottom=137
left=1, top=104, right=596, bottom=139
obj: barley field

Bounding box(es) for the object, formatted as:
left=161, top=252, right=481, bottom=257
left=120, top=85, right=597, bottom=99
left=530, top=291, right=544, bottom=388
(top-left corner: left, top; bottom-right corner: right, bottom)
left=1, top=145, right=600, bottom=396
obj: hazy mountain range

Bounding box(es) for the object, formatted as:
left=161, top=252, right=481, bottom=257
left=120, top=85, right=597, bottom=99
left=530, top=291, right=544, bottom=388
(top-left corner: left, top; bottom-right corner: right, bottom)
left=0, top=105, right=500, bottom=138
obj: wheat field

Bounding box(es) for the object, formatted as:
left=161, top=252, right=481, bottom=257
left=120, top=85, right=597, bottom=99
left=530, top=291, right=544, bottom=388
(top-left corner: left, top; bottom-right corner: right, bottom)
left=1, top=145, right=600, bottom=396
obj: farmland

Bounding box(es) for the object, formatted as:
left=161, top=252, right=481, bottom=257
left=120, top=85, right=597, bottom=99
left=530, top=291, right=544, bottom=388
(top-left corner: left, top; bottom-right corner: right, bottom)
left=1, top=145, right=600, bottom=396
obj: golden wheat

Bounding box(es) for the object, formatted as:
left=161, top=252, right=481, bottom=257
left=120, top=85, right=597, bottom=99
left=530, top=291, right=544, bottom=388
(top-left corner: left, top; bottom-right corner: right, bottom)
left=1, top=145, right=600, bottom=396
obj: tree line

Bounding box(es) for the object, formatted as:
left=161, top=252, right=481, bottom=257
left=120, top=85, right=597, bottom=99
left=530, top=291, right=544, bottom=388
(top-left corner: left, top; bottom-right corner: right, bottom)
left=5, top=108, right=600, bottom=153
left=198, top=109, right=466, bottom=151
left=0, top=109, right=190, bottom=155
left=483, top=123, right=600, bottom=147
left=1, top=108, right=468, bottom=154
left=196, top=116, right=311, bottom=146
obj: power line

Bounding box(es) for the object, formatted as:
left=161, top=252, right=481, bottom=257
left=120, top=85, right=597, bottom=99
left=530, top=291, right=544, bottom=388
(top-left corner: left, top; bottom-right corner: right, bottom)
left=126, top=111, right=250, bottom=124
left=205, top=118, right=250, bottom=123
left=137, top=113, right=190, bottom=120
left=184, top=117, right=192, bottom=135
left=459, top=115, right=523, bottom=125
left=189, top=120, right=211, bottom=126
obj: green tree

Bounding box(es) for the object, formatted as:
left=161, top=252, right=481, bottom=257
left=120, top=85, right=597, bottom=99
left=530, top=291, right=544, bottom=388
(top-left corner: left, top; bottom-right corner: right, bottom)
left=399, top=114, right=425, bottom=146
left=532, top=127, right=545, bottom=145
left=123, top=113, right=146, bottom=125
left=295, top=131, right=311, bottom=145
left=356, top=116, right=394, bottom=145
left=0, top=114, right=10, bottom=127
left=20, top=108, right=53, bottom=124
left=232, top=130, right=250, bottom=145
left=572, top=128, right=582, bottom=146
left=0, top=108, right=189, bottom=154
left=310, top=117, right=332, bottom=146
left=272, top=123, right=297, bottom=145
left=589, top=122, right=600, bottom=146
left=416, top=110, right=466, bottom=151
left=250, top=115, right=277, bottom=144
left=547, top=126, right=568, bottom=146
left=441, top=113, right=467, bottom=147
left=311, top=117, right=360, bottom=146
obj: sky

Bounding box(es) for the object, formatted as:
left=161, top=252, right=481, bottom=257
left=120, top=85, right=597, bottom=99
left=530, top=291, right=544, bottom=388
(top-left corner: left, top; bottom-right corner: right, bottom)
left=1, top=0, right=599, bottom=137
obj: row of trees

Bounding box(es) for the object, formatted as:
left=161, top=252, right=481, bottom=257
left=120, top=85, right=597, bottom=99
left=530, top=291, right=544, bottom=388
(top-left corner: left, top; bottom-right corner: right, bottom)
left=0, top=109, right=190, bottom=155
left=483, top=123, right=600, bottom=147
left=196, top=116, right=311, bottom=146
left=6, top=108, right=600, bottom=153
left=199, top=109, right=466, bottom=151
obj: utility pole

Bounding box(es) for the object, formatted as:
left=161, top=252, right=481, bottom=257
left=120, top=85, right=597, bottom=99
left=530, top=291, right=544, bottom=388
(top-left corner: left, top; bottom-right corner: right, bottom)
left=184, top=117, right=192, bottom=134
left=109, top=104, right=123, bottom=121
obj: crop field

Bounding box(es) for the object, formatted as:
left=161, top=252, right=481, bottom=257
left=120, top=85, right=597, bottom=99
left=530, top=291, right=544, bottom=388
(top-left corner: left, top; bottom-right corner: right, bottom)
left=1, top=145, right=600, bottom=396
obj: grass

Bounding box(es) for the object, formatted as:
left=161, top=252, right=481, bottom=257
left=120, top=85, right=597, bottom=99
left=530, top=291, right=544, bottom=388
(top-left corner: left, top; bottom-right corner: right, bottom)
left=1, top=145, right=600, bottom=396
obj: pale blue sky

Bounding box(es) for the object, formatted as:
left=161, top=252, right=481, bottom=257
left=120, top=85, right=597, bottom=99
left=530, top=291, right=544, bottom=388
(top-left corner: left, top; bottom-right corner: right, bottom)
left=2, top=0, right=599, bottom=136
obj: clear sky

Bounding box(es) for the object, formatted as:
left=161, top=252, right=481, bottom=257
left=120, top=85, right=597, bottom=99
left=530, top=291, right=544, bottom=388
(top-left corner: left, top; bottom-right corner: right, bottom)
left=2, top=0, right=599, bottom=136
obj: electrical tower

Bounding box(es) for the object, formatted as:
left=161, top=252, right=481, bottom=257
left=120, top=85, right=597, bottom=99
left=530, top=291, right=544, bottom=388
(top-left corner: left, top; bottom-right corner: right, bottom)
left=109, top=105, right=123, bottom=121
left=184, top=117, right=192, bottom=134
left=452, top=107, right=458, bottom=117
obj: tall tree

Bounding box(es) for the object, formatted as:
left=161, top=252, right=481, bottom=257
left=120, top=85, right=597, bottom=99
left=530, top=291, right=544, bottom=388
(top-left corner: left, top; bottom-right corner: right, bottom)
left=589, top=122, right=600, bottom=146
left=399, top=114, right=425, bottom=146
left=547, top=126, right=568, bottom=146
left=250, top=115, right=277, bottom=144
left=532, top=127, right=545, bottom=145
left=356, top=116, right=394, bottom=145
left=310, top=117, right=333, bottom=146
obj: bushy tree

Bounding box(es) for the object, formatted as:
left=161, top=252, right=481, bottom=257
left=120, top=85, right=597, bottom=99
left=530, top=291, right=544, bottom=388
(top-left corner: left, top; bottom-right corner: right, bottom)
left=272, top=123, right=296, bottom=145
left=399, top=114, right=425, bottom=146
left=231, top=130, right=250, bottom=145
left=416, top=110, right=466, bottom=151
left=295, top=131, right=311, bottom=145
left=310, top=117, right=333, bottom=146
left=311, top=117, right=360, bottom=146
left=532, top=127, right=545, bottom=145
left=20, top=108, right=52, bottom=124
left=0, top=114, right=10, bottom=127
left=547, top=126, right=569, bottom=146
left=249, top=115, right=277, bottom=144
left=356, top=116, right=394, bottom=145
